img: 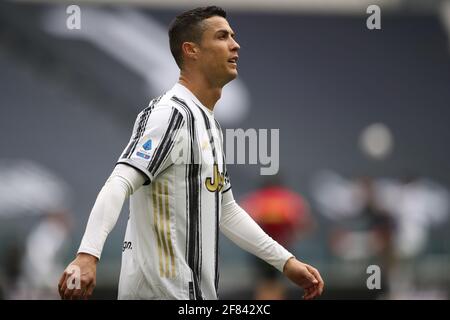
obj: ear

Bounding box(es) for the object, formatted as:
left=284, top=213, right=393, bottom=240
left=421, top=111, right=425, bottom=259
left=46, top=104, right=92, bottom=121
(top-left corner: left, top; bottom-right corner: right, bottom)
left=181, top=42, right=199, bottom=62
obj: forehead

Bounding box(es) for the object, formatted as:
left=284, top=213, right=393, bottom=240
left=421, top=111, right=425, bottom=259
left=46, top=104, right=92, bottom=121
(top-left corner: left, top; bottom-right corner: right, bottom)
left=201, top=16, right=233, bottom=34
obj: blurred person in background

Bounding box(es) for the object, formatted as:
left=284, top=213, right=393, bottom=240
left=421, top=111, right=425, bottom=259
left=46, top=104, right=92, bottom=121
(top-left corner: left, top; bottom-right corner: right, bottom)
left=327, top=176, right=395, bottom=298
left=58, top=6, right=324, bottom=300
left=311, top=171, right=449, bottom=299
left=13, top=210, right=72, bottom=299
left=240, top=174, right=315, bottom=299
left=376, top=175, right=449, bottom=299
left=0, top=159, right=73, bottom=299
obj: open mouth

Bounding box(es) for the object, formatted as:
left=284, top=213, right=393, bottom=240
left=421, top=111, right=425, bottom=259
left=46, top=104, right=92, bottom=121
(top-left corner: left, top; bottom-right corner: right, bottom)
left=228, top=57, right=238, bottom=65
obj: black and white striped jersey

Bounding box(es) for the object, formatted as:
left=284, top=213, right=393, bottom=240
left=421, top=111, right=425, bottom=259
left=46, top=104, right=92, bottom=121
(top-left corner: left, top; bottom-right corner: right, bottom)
left=116, top=83, right=230, bottom=300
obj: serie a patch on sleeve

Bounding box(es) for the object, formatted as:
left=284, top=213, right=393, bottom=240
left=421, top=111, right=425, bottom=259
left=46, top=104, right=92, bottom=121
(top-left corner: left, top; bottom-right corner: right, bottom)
left=136, top=139, right=153, bottom=159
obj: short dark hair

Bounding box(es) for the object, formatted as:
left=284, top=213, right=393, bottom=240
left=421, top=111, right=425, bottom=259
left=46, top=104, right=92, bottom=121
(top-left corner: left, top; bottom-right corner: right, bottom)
left=168, top=6, right=227, bottom=69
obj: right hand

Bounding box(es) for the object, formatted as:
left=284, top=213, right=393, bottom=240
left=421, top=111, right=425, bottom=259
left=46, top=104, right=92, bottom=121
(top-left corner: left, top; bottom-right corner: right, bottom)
left=58, top=253, right=98, bottom=300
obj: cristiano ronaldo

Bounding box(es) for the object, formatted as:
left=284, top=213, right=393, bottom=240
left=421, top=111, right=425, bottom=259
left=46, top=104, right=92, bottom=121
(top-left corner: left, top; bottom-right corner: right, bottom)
left=58, top=6, right=324, bottom=300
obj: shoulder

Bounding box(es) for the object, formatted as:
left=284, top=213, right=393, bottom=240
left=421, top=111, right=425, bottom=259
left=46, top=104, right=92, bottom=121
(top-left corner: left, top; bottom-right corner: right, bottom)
left=136, top=94, right=188, bottom=123
left=166, top=94, right=196, bottom=120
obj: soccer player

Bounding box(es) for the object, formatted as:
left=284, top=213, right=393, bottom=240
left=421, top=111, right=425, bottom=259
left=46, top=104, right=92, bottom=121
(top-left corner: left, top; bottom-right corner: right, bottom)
left=58, top=6, right=324, bottom=300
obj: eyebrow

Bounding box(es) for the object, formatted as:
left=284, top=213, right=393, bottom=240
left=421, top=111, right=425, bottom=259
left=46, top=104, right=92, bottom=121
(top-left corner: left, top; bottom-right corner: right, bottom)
left=215, top=29, right=235, bottom=37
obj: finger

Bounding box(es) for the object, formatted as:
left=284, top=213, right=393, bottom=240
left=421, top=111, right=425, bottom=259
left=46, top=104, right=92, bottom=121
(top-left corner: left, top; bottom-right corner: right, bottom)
left=63, top=286, right=74, bottom=300
left=303, top=268, right=318, bottom=286
left=305, top=265, right=324, bottom=295
left=80, top=285, right=88, bottom=300
left=72, top=288, right=83, bottom=300
left=58, top=273, right=67, bottom=299
left=307, top=286, right=320, bottom=299
left=85, top=282, right=96, bottom=300
left=80, top=279, right=93, bottom=300
left=304, top=280, right=321, bottom=299
left=303, top=286, right=318, bottom=300
left=309, top=268, right=324, bottom=295
left=307, top=265, right=324, bottom=288
left=303, top=286, right=319, bottom=300
left=302, top=286, right=313, bottom=299
left=59, top=273, right=70, bottom=299
left=62, top=269, right=79, bottom=300
left=58, top=273, right=66, bottom=292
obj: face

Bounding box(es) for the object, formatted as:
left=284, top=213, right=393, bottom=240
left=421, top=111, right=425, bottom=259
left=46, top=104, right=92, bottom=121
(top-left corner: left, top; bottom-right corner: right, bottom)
left=195, top=16, right=240, bottom=86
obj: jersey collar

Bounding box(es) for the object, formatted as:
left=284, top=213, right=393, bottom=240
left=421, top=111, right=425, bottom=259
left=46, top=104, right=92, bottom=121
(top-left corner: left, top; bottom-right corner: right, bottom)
left=173, top=83, right=214, bottom=116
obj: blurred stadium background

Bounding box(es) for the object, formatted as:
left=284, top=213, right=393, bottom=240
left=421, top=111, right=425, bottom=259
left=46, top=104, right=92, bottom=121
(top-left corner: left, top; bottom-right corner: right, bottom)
left=0, top=0, right=450, bottom=299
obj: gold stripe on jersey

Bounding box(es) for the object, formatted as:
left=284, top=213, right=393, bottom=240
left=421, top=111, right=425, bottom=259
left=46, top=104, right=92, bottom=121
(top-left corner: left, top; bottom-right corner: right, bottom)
left=157, top=182, right=170, bottom=278
left=152, top=188, right=164, bottom=277
left=163, top=180, right=176, bottom=278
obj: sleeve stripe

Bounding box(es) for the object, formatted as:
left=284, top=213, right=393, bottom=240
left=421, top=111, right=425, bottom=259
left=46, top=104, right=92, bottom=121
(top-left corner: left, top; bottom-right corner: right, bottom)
left=222, top=186, right=232, bottom=194
left=122, top=97, right=160, bottom=159
left=171, top=96, right=199, bottom=165
left=147, top=108, right=184, bottom=176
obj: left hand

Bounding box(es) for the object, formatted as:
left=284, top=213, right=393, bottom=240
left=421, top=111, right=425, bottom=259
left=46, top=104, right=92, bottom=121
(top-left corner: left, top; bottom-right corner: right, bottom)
left=283, top=257, right=324, bottom=300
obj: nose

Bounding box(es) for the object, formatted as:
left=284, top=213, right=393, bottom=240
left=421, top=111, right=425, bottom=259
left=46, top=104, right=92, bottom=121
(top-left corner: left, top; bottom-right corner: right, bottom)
left=231, top=37, right=240, bottom=51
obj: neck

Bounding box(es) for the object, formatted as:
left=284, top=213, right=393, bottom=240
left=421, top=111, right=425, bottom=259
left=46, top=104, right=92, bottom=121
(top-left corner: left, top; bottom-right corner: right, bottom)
left=178, top=70, right=222, bottom=111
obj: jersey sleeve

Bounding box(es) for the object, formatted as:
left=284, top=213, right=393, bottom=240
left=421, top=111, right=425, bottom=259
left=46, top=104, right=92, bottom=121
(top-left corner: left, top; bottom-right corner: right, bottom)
left=117, top=104, right=186, bottom=184
left=222, top=166, right=232, bottom=193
